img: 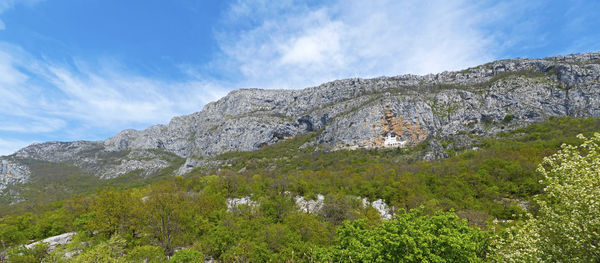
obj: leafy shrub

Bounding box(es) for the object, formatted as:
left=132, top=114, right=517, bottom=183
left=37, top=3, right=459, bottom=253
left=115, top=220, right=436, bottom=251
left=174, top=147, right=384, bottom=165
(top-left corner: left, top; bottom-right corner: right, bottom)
left=126, top=245, right=166, bottom=263
left=72, top=235, right=126, bottom=263
left=6, top=242, right=49, bottom=263
left=322, top=207, right=490, bottom=262
left=494, top=133, right=600, bottom=262
left=168, top=248, right=204, bottom=263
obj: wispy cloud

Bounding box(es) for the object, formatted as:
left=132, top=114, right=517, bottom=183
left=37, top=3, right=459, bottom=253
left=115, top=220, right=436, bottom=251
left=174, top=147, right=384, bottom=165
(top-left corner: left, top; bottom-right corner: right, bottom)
left=0, top=46, right=67, bottom=135
left=0, top=43, right=226, bottom=155
left=212, top=0, right=525, bottom=90
left=41, top=64, right=223, bottom=126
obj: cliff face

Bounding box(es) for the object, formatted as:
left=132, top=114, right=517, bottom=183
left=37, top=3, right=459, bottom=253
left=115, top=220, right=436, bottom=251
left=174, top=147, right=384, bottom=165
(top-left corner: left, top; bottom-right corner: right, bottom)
left=103, top=52, right=600, bottom=158
left=2, top=52, right=600, bottom=192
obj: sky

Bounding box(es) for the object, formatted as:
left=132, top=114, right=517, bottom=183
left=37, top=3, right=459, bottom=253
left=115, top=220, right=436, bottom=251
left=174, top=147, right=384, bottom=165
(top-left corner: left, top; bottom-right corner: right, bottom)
left=0, top=0, right=599, bottom=155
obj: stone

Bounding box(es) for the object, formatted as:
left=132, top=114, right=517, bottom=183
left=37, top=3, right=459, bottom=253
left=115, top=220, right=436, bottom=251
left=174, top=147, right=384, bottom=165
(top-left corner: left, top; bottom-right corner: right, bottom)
left=25, top=232, right=76, bottom=250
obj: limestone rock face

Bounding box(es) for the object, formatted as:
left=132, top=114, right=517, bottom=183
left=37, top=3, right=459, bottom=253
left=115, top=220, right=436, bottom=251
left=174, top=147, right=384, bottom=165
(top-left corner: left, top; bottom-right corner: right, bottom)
left=0, top=159, right=30, bottom=191
left=2, top=52, right=600, bottom=191
left=12, top=141, right=176, bottom=180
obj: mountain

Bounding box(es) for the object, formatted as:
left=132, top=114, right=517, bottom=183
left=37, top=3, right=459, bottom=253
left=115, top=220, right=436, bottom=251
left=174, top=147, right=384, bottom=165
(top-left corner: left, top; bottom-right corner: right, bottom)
left=1, top=52, right=600, bottom=203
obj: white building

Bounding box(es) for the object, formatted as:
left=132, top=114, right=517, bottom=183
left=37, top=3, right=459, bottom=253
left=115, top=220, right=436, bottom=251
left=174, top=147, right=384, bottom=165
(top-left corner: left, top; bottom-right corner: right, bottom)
left=384, top=133, right=406, bottom=147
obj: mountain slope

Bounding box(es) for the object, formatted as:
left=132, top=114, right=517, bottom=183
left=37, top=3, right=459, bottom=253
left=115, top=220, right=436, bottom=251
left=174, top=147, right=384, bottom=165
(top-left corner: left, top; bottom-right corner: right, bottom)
left=1, top=52, right=599, bottom=201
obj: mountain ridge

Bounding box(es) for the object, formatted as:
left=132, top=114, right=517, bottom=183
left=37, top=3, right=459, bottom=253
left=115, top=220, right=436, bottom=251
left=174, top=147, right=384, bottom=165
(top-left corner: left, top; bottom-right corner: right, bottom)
left=2, top=51, right=600, bottom=199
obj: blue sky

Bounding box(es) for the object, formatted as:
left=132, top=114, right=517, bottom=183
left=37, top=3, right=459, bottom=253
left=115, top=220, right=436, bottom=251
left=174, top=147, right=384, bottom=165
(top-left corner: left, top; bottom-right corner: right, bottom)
left=0, top=0, right=599, bottom=155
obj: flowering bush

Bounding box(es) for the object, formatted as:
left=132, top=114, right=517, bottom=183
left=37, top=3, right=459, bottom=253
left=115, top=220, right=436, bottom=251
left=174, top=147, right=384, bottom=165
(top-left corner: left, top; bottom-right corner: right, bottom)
left=494, top=133, right=600, bottom=262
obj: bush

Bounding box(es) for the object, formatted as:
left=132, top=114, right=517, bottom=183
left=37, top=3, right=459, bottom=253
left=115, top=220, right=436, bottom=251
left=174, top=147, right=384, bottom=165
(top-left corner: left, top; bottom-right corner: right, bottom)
left=72, top=235, right=126, bottom=263
left=6, top=242, right=49, bottom=263
left=502, top=114, right=515, bottom=123
left=168, top=248, right=204, bottom=263
left=494, top=133, right=600, bottom=262
left=322, top=207, right=490, bottom=262
left=126, top=245, right=166, bottom=263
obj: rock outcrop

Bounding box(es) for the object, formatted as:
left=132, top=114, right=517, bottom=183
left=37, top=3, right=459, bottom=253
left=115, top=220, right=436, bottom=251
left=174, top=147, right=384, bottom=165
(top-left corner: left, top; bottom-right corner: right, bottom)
left=2, top=52, right=600, bottom=192
left=228, top=194, right=393, bottom=220
left=25, top=232, right=76, bottom=250
left=12, top=141, right=179, bottom=180
left=0, top=160, right=30, bottom=191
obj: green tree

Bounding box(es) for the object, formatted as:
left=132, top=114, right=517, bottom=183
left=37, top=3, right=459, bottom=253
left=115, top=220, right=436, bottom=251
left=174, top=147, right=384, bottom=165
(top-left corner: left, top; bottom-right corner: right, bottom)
left=0, top=224, right=27, bottom=247
left=35, top=208, right=72, bottom=238
left=259, top=193, right=295, bottom=223
left=144, top=182, right=195, bottom=256
left=320, top=194, right=358, bottom=225
left=324, top=208, right=490, bottom=262
left=0, top=213, right=37, bottom=246
left=494, top=133, right=600, bottom=262
left=90, top=188, right=139, bottom=237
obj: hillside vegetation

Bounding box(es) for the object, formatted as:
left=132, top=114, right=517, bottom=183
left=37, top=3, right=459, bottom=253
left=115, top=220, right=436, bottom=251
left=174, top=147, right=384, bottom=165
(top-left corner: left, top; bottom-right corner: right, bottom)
left=1, top=117, right=599, bottom=262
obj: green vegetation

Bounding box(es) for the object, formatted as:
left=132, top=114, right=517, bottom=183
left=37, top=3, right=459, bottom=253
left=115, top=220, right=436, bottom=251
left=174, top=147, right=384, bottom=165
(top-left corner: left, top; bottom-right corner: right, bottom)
left=1, top=117, right=599, bottom=262
left=502, top=114, right=515, bottom=123
left=0, top=149, right=185, bottom=215
left=168, top=248, right=205, bottom=263
left=322, top=208, right=489, bottom=262
left=0, top=160, right=102, bottom=211
left=492, top=133, right=600, bottom=262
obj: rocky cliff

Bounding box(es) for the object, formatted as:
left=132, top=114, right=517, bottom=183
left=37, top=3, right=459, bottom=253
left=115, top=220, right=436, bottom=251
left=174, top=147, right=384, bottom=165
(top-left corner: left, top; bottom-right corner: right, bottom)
left=2, top=52, right=600, bottom=194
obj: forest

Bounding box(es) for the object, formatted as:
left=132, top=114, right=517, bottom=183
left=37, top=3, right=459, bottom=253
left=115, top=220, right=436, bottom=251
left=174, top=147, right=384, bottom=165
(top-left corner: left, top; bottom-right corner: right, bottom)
left=1, top=117, right=599, bottom=262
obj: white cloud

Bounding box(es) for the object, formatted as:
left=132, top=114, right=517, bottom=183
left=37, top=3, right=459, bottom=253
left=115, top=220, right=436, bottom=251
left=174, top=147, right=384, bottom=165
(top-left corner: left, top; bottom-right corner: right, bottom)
left=0, top=47, right=67, bottom=135
left=41, top=64, right=224, bottom=126
left=0, top=43, right=226, bottom=144
left=279, top=21, right=343, bottom=66
left=215, top=0, right=519, bottom=90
